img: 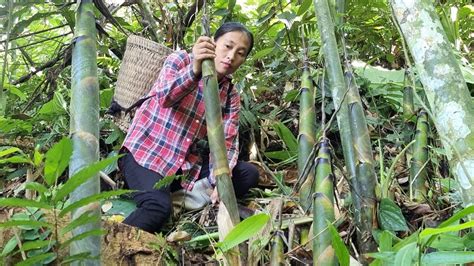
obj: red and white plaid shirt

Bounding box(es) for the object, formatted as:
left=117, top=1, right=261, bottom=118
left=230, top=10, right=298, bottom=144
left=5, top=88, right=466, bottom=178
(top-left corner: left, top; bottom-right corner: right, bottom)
left=123, top=51, right=240, bottom=191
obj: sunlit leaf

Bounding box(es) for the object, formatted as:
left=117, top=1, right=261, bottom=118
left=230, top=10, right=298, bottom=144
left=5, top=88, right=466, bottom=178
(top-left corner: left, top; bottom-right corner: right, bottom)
left=217, top=213, right=270, bottom=252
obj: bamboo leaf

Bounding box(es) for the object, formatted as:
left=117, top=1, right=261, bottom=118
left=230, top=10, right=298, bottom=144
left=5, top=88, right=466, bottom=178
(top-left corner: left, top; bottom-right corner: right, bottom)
left=61, top=252, right=96, bottom=264
left=0, top=220, right=52, bottom=229
left=393, top=242, right=417, bottom=266
left=53, top=156, right=120, bottom=204
left=297, top=0, right=313, bottom=15
left=44, top=137, right=72, bottom=186
left=0, top=155, right=32, bottom=164
left=16, top=252, right=56, bottom=266
left=378, top=198, right=408, bottom=231
left=59, top=189, right=132, bottom=217
left=273, top=122, right=298, bottom=152
left=1, top=236, right=17, bottom=257
left=217, top=213, right=270, bottom=252
left=60, top=229, right=106, bottom=249
left=0, top=197, right=52, bottom=209
left=60, top=211, right=100, bottom=235
left=438, top=205, right=474, bottom=228
left=327, top=221, right=349, bottom=266
left=420, top=220, right=474, bottom=240
left=421, top=251, right=474, bottom=265
left=24, top=182, right=48, bottom=194
left=0, top=147, right=22, bottom=157
left=21, top=239, right=54, bottom=252
left=253, top=47, right=274, bottom=60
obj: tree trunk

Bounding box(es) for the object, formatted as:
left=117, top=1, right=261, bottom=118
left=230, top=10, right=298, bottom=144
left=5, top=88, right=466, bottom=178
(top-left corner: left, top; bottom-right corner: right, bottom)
left=69, top=0, right=101, bottom=264
left=391, top=0, right=474, bottom=209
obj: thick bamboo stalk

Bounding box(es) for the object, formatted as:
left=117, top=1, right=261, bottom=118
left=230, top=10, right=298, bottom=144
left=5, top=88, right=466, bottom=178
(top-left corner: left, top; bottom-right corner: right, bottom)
left=403, top=86, right=415, bottom=123
left=201, top=14, right=241, bottom=264
left=313, top=0, right=357, bottom=188
left=391, top=0, right=474, bottom=209
left=410, top=110, right=428, bottom=201
left=298, top=66, right=317, bottom=211
left=313, top=138, right=336, bottom=265
left=270, top=231, right=285, bottom=266
left=69, top=0, right=101, bottom=264
left=314, top=0, right=377, bottom=259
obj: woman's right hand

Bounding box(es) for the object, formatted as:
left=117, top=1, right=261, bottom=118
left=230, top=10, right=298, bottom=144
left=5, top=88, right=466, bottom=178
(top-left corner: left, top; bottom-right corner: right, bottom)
left=192, top=36, right=216, bottom=77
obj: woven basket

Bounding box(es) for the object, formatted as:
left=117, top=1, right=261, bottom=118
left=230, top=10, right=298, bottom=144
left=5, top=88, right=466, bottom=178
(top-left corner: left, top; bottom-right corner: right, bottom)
left=110, top=35, right=172, bottom=132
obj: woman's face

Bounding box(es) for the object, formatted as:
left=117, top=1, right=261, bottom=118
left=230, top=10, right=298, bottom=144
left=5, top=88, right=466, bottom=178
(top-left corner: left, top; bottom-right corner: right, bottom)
left=214, top=31, right=251, bottom=79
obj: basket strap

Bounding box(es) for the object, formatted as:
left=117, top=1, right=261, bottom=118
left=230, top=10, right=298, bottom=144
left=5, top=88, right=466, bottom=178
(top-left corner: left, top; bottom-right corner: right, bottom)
left=106, top=94, right=155, bottom=116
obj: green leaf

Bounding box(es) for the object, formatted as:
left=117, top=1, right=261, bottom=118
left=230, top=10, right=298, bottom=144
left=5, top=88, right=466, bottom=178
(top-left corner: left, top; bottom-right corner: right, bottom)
left=59, top=189, right=132, bottom=217
left=218, top=213, right=270, bottom=252
left=0, top=155, right=32, bottom=164
left=253, top=47, right=274, bottom=60
left=0, top=147, right=22, bottom=157
left=24, top=182, right=48, bottom=194
left=21, top=239, right=54, bottom=252
left=44, top=137, right=73, bottom=186
left=327, top=221, right=349, bottom=266
left=420, top=220, right=474, bottom=240
left=264, top=150, right=296, bottom=161
left=464, top=232, right=474, bottom=249
left=1, top=236, right=17, bottom=257
left=438, top=205, right=474, bottom=228
left=61, top=252, right=96, bottom=264
left=101, top=198, right=136, bottom=217
left=273, top=122, right=298, bottom=152
left=379, top=230, right=393, bottom=252
left=297, top=0, right=313, bottom=15
left=154, top=174, right=184, bottom=190
left=60, top=211, right=100, bottom=235
left=33, top=147, right=44, bottom=167
left=60, top=229, right=106, bottom=249
left=53, top=155, right=120, bottom=204
left=429, top=233, right=466, bottom=251
left=421, top=251, right=474, bottom=265
left=378, top=198, right=408, bottom=231
left=0, top=220, right=52, bottom=229
left=16, top=252, right=56, bottom=266
left=393, top=242, right=417, bottom=266
left=0, top=197, right=52, bottom=209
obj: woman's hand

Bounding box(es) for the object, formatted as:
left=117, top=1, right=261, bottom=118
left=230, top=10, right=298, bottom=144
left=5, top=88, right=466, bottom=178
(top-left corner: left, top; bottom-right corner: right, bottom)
left=192, top=36, right=216, bottom=77
left=210, top=187, right=219, bottom=204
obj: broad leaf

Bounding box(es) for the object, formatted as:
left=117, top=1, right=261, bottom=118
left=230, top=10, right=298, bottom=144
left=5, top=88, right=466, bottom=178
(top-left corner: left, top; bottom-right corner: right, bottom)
left=421, top=251, right=474, bottom=265
left=60, top=211, right=100, bottom=235
left=1, top=237, right=17, bottom=257
left=378, top=198, right=408, bottom=231
left=218, top=213, right=270, bottom=252
left=53, top=155, right=120, bottom=204
left=60, top=229, right=106, bottom=249
left=21, top=239, right=54, bottom=252
left=24, top=182, right=48, bottom=194
left=393, top=242, right=417, bottom=266
left=327, top=221, right=349, bottom=266
left=273, top=122, right=298, bottom=152
left=44, top=137, right=73, bottom=186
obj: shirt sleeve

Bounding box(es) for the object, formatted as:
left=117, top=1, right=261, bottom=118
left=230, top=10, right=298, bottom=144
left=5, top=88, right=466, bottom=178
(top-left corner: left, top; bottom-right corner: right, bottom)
left=153, top=51, right=200, bottom=108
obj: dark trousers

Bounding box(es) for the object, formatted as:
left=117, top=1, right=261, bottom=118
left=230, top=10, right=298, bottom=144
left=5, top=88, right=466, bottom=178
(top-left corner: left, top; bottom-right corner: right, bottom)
left=119, top=152, right=259, bottom=234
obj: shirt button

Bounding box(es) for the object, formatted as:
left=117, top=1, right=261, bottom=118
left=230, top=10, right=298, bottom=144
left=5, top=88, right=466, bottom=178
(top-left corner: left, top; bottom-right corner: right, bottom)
left=195, top=119, right=199, bottom=123
left=179, top=158, right=184, bottom=163
left=186, top=138, right=191, bottom=142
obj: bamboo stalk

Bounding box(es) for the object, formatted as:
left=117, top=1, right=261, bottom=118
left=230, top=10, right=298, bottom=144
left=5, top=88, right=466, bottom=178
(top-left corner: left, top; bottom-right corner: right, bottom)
left=298, top=65, right=317, bottom=211
left=201, top=8, right=241, bottom=265
left=0, top=0, right=13, bottom=116
left=270, top=231, right=285, bottom=266
left=69, top=0, right=101, bottom=263
left=136, top=0, right=161, bottom=42
left=410, top=110, right=429, bottom=201
left=313, top=138, right=336, bottom=265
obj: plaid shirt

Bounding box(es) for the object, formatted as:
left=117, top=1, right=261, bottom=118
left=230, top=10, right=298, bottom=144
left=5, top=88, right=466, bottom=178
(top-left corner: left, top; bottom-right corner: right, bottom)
left=123, top=50, right=240, bottom=191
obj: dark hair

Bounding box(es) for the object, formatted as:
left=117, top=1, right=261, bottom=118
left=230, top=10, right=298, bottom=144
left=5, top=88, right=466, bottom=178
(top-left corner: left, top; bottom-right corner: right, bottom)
left=214, top=22, right=254, bottom=56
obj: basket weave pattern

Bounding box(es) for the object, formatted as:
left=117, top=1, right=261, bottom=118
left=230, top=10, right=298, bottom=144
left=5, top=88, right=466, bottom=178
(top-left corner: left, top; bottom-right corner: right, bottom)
left=111, top=35, right=172, bottom=132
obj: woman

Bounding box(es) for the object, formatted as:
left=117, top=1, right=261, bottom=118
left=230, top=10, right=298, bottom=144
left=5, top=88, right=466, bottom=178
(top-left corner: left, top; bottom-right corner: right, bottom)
left=119, top=22, right=259, bottom=233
